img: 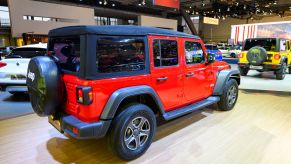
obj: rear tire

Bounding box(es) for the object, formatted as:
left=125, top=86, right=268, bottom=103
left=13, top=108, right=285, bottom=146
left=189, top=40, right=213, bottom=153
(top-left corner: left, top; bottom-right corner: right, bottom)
left=230, top=53, right=236, bottom=58
left=275, top=62, right=287, bottom=80
left=217, top=79, right=238, bottom=111
left=109, top=104, right=156, bottom=160
left=288, top=65, right=291, bottom=74
left=239, top=67, right=249, bottom=76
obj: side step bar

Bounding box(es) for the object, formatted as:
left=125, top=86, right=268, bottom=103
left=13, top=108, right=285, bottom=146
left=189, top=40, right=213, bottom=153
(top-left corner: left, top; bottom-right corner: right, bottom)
left=163, top=96, right=220, bottom=121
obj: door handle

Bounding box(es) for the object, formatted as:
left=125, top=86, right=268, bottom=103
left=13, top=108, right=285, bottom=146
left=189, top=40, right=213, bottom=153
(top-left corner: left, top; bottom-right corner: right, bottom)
left=157, top=77, right=168, bottom=82
left=185, top=73, right=194, bottom=77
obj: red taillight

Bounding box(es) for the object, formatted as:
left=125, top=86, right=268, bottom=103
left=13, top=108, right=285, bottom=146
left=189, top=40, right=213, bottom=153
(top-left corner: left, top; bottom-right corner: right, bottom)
left=274, top=54, right=280, bottom=60
left=216, top=51, right=222, bottom=54
left=72, top=127, right=79, bottom=134
left=238, top=53, right=243, bottom=58
left=0, top=62, right=7, bottom=68
left=76, top=86, right=93, bottom=105
left=77, top=88, right=83, bottom=103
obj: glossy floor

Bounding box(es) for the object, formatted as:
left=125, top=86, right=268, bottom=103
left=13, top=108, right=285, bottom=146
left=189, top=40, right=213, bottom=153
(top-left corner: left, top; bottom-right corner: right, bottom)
left=1, top=90, right=291, bottom=163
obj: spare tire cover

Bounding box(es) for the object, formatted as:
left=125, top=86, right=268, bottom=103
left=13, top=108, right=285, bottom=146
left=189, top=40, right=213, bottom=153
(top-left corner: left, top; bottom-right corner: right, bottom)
left=27, top=56, right=64, bottom=116
left=246, top=46, right=267, bottom=66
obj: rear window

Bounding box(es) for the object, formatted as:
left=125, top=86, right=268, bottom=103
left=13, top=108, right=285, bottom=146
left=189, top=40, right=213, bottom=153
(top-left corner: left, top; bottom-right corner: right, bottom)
left=205, top=45, right=218, bottom=50
left=243, top=39, right=277, bottom=51
left=7, top=48, right=46, bottom=58
left=96, top=37, right=145, bottom=73
left=49, top=37, right=80, bottom=73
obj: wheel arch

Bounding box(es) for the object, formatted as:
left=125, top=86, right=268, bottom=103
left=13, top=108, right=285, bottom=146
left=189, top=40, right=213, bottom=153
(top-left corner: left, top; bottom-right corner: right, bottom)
left=100, top=85, right=165, bottom=120
left=213, top=69, right=240, bottom=96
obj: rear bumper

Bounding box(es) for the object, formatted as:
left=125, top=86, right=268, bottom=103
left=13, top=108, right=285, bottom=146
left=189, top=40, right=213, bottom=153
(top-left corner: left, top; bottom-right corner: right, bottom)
left=238, top=63, right=282, bottom=71
left=57, top=115, right=111, bottom=139
left=0, top=83, right=27, bottom=92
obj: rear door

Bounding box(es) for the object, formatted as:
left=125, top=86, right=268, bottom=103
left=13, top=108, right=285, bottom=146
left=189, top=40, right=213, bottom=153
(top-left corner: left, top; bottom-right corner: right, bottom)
left=149, top=35, right=183, bottom=112
left=183, top=39, right=213, bottom=103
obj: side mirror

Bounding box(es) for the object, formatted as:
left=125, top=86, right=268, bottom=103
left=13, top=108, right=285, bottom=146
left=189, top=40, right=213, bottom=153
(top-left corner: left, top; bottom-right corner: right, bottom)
left=207, top=53, right=216, bottom=64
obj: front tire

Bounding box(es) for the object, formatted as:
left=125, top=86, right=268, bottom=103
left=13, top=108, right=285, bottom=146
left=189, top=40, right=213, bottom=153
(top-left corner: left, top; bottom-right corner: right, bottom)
left=109, top=104, right=156, bottom=160
left=239, top=67, right=249, bottom=76
left=218, top=79, right=238, bottom=111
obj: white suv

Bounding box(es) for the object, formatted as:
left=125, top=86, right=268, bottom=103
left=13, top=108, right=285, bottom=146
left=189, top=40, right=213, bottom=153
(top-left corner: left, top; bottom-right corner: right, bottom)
left=0, top=43, right=47, bottom=95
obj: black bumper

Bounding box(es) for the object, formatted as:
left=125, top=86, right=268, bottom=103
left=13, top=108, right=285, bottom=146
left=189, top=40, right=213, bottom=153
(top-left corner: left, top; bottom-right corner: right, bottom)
left=0, top=83, right=27, bottom=92
left=61, top=115, right=111, bottom=139
left=238, top=63, right=282, bottom=71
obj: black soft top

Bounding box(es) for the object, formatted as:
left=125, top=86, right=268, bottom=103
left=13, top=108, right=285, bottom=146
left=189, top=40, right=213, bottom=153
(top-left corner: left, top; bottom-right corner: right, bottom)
left=48, top=25, right=200, bottom=39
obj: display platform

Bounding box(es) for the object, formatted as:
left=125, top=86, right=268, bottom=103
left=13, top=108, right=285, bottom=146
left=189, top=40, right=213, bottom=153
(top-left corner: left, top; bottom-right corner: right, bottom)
left=0, top=92, right=32, bottom=120
left=0, top=90, right=290, bottom=163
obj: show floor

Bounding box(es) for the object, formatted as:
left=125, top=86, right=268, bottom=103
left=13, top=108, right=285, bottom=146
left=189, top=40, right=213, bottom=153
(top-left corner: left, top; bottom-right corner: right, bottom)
left=1, top=90, right=291, bottom=164
left=231, top=64, right=291, bottom=92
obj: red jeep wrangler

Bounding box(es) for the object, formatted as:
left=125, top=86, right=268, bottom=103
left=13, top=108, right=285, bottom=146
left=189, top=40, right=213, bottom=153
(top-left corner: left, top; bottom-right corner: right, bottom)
left=27, top=26, right=240, bottom=160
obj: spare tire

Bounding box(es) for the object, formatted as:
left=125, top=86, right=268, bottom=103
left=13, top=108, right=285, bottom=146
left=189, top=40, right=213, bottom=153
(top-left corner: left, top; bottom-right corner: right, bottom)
left=246, top=46, right=267, bottom=66
left=27, top=56, right=64, bottom=116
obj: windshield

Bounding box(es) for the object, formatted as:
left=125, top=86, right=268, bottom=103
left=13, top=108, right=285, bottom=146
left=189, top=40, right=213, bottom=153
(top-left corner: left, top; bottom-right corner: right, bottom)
left=49, top=37, right=80, bottom=73
left=243, top=39, right=277, bottom=51
left=205, top=45, right=218, bottom=50
left=6, top=48, right=46, bottom=58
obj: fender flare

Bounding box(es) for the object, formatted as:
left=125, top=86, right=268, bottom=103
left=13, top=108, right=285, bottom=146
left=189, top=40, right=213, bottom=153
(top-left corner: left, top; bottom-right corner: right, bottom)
left=212, top=69, right=240, bottom=96
left=100, top=85, right=165, bottom=120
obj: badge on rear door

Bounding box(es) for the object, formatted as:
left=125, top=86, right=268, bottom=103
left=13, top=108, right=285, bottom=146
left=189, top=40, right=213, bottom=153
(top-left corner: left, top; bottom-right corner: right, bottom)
left=27, top=70, right=35, bottom=82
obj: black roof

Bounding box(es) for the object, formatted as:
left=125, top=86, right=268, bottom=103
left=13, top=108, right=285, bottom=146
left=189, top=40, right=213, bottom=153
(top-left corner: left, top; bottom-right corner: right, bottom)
left=48, top=25, right=200, bottom=39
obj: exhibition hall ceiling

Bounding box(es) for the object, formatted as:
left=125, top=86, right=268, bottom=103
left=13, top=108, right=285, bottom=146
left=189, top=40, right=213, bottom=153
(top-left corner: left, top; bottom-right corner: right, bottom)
left=1, top=0, right=291, bottom=19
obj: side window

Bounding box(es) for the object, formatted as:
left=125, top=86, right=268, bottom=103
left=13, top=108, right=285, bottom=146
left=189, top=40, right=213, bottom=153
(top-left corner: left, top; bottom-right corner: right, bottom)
left=280, top=39, right=286, bottom=51
left=153, top=39, right=178, bottom=67
left=96, top=37, right=145, bottom=73
left=185, top=41, right=205, bottom=64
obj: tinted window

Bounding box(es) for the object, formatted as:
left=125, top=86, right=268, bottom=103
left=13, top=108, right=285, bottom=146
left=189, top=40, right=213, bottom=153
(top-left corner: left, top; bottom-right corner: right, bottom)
left=49, top=37, right=80, bottom=73
left=205, top=45, right=218, bottom=50
left=153, top=40, right=178, bottom=67
left=96, top=37, right=145, bottom=73
left=7, top=48, right=46, bottom=58
left=243, top=39, right=277, bottom=51
left=185, top=41, right=205, bottom=64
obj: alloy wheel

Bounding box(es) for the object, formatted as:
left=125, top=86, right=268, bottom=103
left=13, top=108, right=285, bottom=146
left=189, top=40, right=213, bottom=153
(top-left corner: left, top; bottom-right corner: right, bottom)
left=124, top=116, right=150, bottom=151
left=227, top=85, right=237, bottom=107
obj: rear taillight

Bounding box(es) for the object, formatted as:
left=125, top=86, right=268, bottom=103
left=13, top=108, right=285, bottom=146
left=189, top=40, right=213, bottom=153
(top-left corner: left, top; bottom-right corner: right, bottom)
left=274, top=54, right=280, bottom=60
left=0, top=62, right=7, bottom=68
left=238, top=53, right=243, bottom=58
left=76, top=86, right=93, bottom=105
left=216, top=51, right=222, bottom=54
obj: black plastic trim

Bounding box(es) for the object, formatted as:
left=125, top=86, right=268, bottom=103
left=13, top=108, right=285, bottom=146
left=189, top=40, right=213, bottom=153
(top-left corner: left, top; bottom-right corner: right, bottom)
left=213, top=69, right=240, bottom=95
left=62, top=115, right=111, bottom=139
left=100, top=85, right=165, bottom=120
left=163, top=96, right=220, bottom=121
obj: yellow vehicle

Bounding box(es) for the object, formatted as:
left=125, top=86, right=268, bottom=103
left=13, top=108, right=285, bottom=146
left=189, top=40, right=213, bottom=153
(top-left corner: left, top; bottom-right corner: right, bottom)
left=238, top=38, right=291, bottom=80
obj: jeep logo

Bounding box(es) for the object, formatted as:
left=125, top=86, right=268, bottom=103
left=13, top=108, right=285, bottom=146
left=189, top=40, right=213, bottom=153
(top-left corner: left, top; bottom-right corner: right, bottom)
left=249, top=48, right=262, bottom=63
left=28, top=70, right=35, bottom=82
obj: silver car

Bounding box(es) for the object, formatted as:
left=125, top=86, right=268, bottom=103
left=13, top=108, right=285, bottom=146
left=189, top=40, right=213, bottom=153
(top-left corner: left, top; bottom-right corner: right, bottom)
left=0, top=43, right=47, bottom=95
